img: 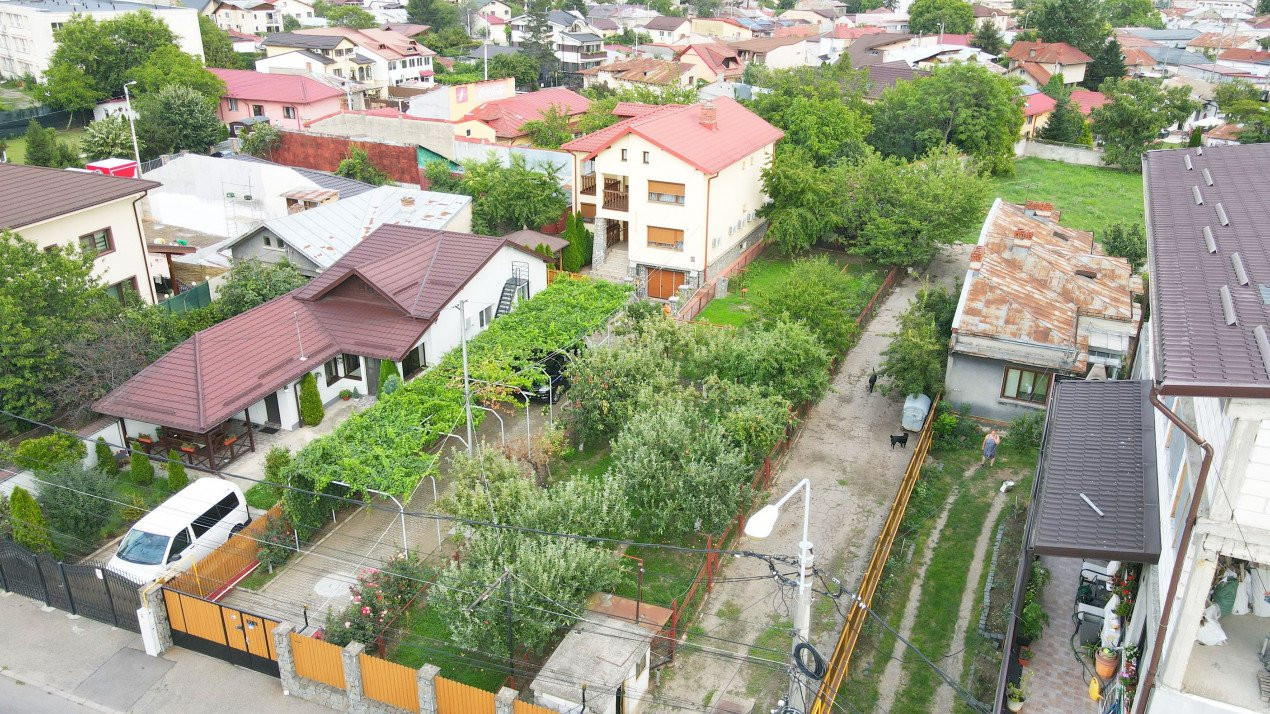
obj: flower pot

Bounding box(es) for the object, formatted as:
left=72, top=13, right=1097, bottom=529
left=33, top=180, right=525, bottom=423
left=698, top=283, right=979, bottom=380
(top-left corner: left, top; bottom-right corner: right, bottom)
left=341, top=395, right=351, bottom=401
left=1006, top=698, right=1024, bottom=713
left=1018, top=655, right=1032, bottom=667
left=1095, top=650, right=1120, bottom=679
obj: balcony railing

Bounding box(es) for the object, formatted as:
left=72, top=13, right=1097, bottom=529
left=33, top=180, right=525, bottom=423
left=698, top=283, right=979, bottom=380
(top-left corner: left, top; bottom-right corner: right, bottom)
left=580, top=173, right=596, bottom=195
left=603, top=189, right=629, bottom=211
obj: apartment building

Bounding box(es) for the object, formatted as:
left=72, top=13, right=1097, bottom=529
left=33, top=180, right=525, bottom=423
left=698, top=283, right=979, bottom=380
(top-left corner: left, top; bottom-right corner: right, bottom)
left=290, top=27, right=435, bottom=88
left=508, top=10, right=605, bottom=72
left=0, top=0, right=202, bottom=80
left=561, top=98, right=782, bottom=301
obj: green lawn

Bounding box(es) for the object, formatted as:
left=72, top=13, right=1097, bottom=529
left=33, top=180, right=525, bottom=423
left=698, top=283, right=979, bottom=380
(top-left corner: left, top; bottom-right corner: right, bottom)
left=962, top=158, right=1144, bottom=243
left=390, top=605, right=509, bottom=691
left=2, top=127, right=88, bottom=165
left=245, top=482, right=282, bottom=510
left=697, top=250, right=878, bottom=328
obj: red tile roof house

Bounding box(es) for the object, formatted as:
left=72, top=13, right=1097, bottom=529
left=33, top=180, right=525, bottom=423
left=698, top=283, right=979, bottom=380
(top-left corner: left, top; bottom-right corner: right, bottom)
left=454, top=87, right=591, bottom=146
left=93, top=225, right=547, bottom=467
left=562, top=98, right=782, bottom=302
left=1005, top=41, right=1093, bottom=87
left=210, top=68, right=345, bottom=134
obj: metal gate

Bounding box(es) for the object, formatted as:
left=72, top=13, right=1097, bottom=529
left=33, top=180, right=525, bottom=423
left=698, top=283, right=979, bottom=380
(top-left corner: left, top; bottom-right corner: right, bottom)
left=0, top=541, right=143, bottom=631
left=163, top=588, right=280, bottom=677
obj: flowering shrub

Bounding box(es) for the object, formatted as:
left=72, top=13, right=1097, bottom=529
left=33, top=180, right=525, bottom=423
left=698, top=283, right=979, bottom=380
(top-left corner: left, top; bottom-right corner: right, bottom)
left=323, top=552, right=431, bottom=647
left=1113, top=563, right=1140, bottom=618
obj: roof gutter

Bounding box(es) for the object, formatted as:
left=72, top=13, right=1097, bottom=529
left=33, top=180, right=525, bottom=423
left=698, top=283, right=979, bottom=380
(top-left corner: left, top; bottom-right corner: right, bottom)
left=1134, top=387, right=1215, bottom=714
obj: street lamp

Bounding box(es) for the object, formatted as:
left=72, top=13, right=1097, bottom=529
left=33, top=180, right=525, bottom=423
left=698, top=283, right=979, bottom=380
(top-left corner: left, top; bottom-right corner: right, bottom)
left=745, top=478, right=814, bottom=713
left=122, top=81, right=143, bottom=177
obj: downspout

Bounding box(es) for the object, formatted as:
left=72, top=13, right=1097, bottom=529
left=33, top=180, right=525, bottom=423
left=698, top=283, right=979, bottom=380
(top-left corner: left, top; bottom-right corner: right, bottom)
left=1135, top=387, right=1215, bottom=714
left=133, top=194, right=157, bottom=304
left=703, top=173, right=714, bottom=284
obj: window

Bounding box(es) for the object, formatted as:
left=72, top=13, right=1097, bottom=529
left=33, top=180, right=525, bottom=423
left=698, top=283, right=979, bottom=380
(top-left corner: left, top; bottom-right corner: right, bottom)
left=642, top=151, right=650, bottom=164
left=262, top=233, right=283, bottom=250
left=323, top=356, right=343, bottom=386
left=228, top=97, right=239, bottom=111
left=168, top=528, right=191, bottom=561
left=342, top=353, right=362, bottom=379
left=283, top=106, right=296, bottom=119
left=402, top=343, right=426, bottom=379
left=648, top=181, right=685, bottom=206
left=104, top=277, right=138, bottom=306
left=79, top=228, right=113, bottom=256
left=1000, top=366, right=1051, bottom=404
left=252, top=104, right=264, bottom=116
left=647, top=226, right=684, bottom=251
left=621, top=148, right=628, bottom=161
left=479, top=304, right=494, bottom=327
left=192, top=494, right=239, bottom=537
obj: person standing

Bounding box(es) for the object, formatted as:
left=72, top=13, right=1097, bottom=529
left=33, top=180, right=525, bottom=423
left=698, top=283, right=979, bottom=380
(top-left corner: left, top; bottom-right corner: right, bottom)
left=981, top=429, right=1001, bottom=467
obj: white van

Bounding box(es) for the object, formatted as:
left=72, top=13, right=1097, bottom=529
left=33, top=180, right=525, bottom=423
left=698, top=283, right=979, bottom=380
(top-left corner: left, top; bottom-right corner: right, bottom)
left=107, top=478, right=250, bottom=583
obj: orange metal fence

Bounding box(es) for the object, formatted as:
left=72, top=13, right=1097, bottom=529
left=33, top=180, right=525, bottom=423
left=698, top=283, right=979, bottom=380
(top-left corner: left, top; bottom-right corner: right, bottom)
left=436, top=676, right=496, bottom=714
left=809, top=395, right=941, bottom=714
left=360, top=653, right=420, bottom=712
left=166, top=503, right=286, bottom=600
left=513, top=701, right=556, bottom=714
left=291, top=632, right=346, bottom=690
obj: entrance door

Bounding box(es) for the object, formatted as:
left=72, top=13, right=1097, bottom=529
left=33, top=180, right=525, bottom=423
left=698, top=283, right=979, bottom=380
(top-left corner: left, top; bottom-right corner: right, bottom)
left=263, top=393, right=281, bottom=425
left=367, top=358, right=381, bottom=396
left=647, top=269, right=685, bottom=300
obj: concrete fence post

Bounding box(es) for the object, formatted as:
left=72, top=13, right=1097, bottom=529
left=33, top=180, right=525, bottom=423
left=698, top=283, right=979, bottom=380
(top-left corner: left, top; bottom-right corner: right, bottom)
left=341, top=641, right=366, bottom=710
left=417, top=664, right=440, bottom=714
left=273, top=622, right=300, bottom=698
left=137, top=585, right=172, bottom=656
left=495, top=687, right=517, bottom=714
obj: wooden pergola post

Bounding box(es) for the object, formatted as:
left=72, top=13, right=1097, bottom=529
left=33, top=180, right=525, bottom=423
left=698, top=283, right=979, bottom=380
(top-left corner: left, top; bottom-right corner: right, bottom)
left=244, top=408, right=255, bottom=452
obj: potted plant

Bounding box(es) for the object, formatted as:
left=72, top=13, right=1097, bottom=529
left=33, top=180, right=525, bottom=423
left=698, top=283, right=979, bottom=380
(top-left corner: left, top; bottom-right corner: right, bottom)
left=1018, top=597, right=1049, bottom=644
left=351, top=387, right=362, bottom=399
left=1095, top=646, right=1120, bottom=679
left=136, top=433, right=154, bottom=445
left=179, top=442, right=196, bottom=455
left=339, top=388, right=353, bottom=401
left=1018, top=645, right=1034, bottom=667
left=1006, top=672, right=1029, bottom=712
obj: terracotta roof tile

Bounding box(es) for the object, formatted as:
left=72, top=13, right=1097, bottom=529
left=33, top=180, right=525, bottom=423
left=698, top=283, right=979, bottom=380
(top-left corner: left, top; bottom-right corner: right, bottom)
left=579, top=57, right=694, bottom=85
left=460, top=87, right=590, bottom=138
left=1189, top=32, right=1252, bottom=49
left=1024, top=92, right=1057, bottom=117
left=561, top=97, right=782, bottom=174
left=1006, top=41, right=1093, bottom=65
left=1218, top=48, right=1270, bottom=63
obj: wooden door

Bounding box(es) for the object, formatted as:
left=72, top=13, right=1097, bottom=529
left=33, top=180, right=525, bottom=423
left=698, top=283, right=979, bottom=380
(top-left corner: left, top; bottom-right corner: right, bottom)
left=647, top=269, right=685, bottom=300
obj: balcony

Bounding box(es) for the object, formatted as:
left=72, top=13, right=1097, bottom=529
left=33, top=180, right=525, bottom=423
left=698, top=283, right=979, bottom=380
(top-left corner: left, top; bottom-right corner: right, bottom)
left=580, top=173, right=596, bottom=196
left=603, top=189, right=628, bottom=211
left=582, top=52, right=607, bottom=60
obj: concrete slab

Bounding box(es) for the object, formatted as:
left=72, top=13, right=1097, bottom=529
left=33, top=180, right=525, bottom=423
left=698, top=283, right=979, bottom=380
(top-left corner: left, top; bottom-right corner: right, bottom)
left=72, top=647, right=174, bottom=711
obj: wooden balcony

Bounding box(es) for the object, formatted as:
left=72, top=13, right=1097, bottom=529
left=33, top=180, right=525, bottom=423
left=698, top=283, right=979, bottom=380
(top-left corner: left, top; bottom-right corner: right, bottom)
left=580, top=173, right=596, bottom=195
left=603, top=189, right=628, bottom=211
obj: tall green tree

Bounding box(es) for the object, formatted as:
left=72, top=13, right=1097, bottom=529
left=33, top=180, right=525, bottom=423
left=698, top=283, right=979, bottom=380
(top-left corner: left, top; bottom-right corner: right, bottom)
left=520, top=104, right=574, bottom=148
left=0, top=230, right=118, bottom=430
left=37, top=463, right=116, bottom=557
left=239, top=122, right=281, bottom=157
left=1084, top=37, right=1127, bottom=90
left=971, top=20, right=1007, bottom=56
left=908, top=0, right=975, bottom=34
left=80, top=115, right=136, bottom=162
left=878, top=289, right=953, bottom=397
left=298, top=373, right=324, bottom=426
left=1225, top=100, right=1270, bottom=145
left=1102, top=0, right=1162, bottom=28
left=1260, top=0, right=1270, bottom=14
left=128, top=45, right=227, bottom=104
left=1215, top=79, right=1261, bottom=113
left=213, top=259, right=308, bottom=314
left=777, top=96, right=872, bottom=166
left=408, top=0, right=459, bottom=29
left=335, top=147, right=391, bottom=185
left=199, top=15, right=238, bottom=69
left=1098, top=223, right=1146, bottom=271
left=868, top=62, right=1023, bottom=174
left=1091, top=78, right=1197, bottom=169
left=488, top=53, right=541, bottom=90
left=135, top=84, right=223, bottom=159
left=22, top=120, right=80, bottom=168
left=36, top=63, right=103, bottom=117
left=521, top=0, right=557, bottom=83
left=1035, top=0, right=1110, bottom=54
left=458, top=154, right=568, bottom=235
left=39, top=11, right=179, bottom=109
left=1039, top=96, right=1093, bottom=145
left=324, top=5, right=379, bottom=28
left=760, top=148, right=844, bottom=254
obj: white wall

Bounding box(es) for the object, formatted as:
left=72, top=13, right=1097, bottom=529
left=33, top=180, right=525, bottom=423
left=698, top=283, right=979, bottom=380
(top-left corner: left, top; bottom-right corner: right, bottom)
left=16, top=194, right=157, bottom=304
left=424, top=245, right=548, bottom=361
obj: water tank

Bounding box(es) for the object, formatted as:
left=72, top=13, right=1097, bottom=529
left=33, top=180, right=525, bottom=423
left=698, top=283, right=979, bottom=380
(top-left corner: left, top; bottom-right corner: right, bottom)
left=901, top=393, right=932, bottom=432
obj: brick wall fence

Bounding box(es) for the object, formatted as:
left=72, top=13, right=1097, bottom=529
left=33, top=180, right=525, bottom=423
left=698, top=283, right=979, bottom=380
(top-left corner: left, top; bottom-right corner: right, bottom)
left=272, top=130, right=423, bottom=186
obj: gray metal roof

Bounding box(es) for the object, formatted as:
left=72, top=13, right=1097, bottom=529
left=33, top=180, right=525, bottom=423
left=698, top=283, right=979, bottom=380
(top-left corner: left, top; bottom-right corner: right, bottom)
left=1125, top=28, right=1201, bottom=41
left=1143, top=46, right=1209, bottom=65
left=226, top=155, right=377, bottom=199
left=229, top=185, right=472, bottom=270
left=261, top=32, right=346, bottom=49
left=1030, top=379, right=1160, bottom=563
left=562, top=31, right=602, bottom=42
left=466, top=44, right=520, bottom=61
left=1144, top=143, right=1270, bottom=396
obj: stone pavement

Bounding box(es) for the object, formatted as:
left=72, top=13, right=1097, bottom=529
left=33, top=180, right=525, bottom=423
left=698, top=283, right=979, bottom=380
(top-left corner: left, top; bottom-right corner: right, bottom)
left=0, top=591, right=332, bottom=714
left=1023, top=555, right=1100, bottom=713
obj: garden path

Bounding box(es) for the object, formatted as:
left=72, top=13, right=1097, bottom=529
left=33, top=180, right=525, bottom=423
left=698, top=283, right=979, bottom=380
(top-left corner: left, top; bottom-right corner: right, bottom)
left=874, top=485, right=959, bottom=713
left=648, top=244, right=972, bottom=713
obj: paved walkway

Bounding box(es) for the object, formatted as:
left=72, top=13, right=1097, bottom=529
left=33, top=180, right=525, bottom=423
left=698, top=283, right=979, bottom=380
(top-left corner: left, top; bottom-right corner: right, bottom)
left=650, top=247, right=971, bottom=713
left=0, top=592, right=331, bottom=714
left=1024, top=555, right=1100, bottom=713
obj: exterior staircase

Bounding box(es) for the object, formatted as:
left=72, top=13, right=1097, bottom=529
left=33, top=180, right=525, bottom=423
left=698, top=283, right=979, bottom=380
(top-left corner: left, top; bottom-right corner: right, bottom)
left=495, top=262, right=530, bottom=317
left=586, top=242, right=630, bottom=283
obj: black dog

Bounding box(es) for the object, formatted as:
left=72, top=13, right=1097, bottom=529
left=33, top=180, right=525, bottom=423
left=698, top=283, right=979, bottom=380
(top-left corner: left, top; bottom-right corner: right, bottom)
left=867, top=372, right=878, bottom=393
left=890, top=433, right=909, bottom=449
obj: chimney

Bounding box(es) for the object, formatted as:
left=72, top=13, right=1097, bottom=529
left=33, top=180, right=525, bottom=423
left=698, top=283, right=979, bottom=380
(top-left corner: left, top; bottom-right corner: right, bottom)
left=700, top=100, right=718, bottom=130
left=401, top=195, right=415, bottom=207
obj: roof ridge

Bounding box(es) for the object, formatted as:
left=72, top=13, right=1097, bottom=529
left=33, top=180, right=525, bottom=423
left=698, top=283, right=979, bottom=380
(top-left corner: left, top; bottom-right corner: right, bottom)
left=192, top=332, right=206, bottom=430
left=410, top=231, right=447, bottom=316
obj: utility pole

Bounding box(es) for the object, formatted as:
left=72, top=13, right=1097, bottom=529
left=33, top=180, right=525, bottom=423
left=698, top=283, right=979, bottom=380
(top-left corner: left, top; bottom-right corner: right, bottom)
left=457, top=300, right=475, bottom=455
left=505, top=571, right=515, bottom=689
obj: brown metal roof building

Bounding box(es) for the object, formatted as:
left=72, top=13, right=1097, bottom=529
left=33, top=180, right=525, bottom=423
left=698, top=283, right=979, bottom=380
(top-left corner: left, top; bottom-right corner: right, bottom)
left=944, top=199, right=1143, bottom=420
left=1143, top=143, right=1270, bottom=397
left=0, top=164, right=160, bottom=230
left=94, top=224, right=546, bottom=464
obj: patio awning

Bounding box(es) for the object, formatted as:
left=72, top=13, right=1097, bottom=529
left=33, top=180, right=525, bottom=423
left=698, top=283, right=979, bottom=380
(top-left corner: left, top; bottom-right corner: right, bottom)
left=1029, top=379, right=1161, bottom=563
